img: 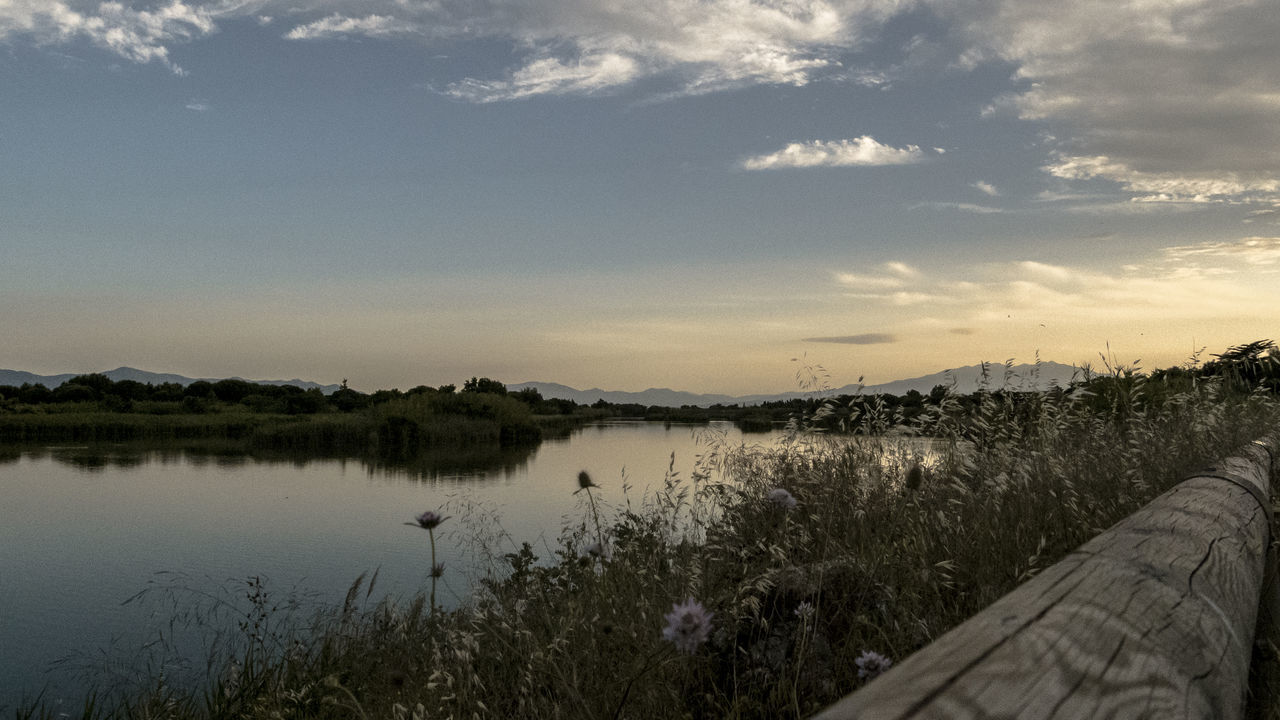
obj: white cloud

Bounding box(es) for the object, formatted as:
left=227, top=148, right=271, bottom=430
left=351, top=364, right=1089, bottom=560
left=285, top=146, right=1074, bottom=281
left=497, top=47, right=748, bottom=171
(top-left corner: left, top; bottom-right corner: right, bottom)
left=884, top=261, right=919, bottom=278
left=445, top=52, right=641, bottom=102
left=1163, top=236, right=1280, bottom=266
left=1044, top=155, right=1280, bottom=204
left=742, top=136, right=926, bottom=170
left=284, top=14, right=418, bottom=40
left=0, top=0, right=898, bottom=95
left=435, top=0, right=888, bottom=101
left=832, top=236, right=1280, bottom=330
left=972, top=180, right=999, bottom=197
left=0, top=0, right=215, bottom=74
left=185, top=99, right=209, bottom=111
left=912, top=201, right=1003, bottom=214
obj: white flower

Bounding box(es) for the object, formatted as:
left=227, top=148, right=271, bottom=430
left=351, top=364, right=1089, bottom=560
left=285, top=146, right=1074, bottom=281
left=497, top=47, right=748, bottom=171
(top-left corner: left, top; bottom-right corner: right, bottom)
left=855, top=650, right=893, bottom=680
left=662, top=598, right=713, bottom=654
left=767, top=488, right=797, bottom=510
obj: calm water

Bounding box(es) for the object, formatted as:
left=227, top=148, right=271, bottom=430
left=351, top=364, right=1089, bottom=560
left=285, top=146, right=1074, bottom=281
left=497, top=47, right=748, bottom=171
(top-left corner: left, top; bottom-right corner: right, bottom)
left=0, top=421, right=780, bottom=711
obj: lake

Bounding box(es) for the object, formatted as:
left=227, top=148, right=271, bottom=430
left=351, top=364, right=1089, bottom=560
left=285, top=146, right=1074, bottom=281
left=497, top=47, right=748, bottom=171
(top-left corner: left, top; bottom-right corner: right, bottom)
left=0, top=420, right=783, bottom=711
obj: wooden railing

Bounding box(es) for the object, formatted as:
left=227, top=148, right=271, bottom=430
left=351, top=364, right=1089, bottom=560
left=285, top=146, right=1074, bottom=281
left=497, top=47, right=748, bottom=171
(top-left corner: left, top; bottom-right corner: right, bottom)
left=814, top=439, right=1277, bottom=720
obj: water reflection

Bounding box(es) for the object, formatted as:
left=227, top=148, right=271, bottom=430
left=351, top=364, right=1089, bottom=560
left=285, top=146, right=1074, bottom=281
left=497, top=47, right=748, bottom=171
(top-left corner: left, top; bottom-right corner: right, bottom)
left=0, top=421, right=781, bottom=712
left=0, top=439, right=540, bottom=482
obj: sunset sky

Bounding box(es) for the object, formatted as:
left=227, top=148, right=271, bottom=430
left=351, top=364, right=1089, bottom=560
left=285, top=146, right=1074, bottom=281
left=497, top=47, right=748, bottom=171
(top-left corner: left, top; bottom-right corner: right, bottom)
left=3, top=0, right=1279, bottom=394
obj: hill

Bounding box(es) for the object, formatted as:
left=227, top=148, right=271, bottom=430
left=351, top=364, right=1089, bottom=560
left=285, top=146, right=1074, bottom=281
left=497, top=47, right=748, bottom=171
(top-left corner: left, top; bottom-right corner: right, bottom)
left=0, top=367, right=342, bottom=394
left=509, top=361, right=1079, bottom=408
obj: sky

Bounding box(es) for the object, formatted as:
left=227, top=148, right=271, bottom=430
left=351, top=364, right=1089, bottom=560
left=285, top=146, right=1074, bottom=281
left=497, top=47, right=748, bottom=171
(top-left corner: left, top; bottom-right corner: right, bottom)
left=2, top=0, right=1279, bottom=394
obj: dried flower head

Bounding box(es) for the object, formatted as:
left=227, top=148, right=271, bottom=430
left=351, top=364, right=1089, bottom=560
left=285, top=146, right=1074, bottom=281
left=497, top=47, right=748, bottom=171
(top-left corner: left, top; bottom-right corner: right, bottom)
left=577, top=470, right=597, bottom=490
left=430, top=562, right=445, bottom=578
left=855, top=650, right=893, bottom=680
left=407, top=510, right=449, bottom=530
left=662, top=598, right=714, bottom=654
left=767, top=488, right=797, bottom=510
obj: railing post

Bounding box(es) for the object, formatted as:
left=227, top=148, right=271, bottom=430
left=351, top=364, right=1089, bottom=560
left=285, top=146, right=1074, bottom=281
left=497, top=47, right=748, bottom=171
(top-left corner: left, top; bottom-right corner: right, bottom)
left=814, top=438, right=1275, bottom=720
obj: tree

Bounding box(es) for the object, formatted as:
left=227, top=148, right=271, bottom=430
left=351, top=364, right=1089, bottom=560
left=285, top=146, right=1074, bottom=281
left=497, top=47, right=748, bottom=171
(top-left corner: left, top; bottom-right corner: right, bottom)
left=462, top=377, right=508, bottom=396
left=212, top=379, right=256, bottom=403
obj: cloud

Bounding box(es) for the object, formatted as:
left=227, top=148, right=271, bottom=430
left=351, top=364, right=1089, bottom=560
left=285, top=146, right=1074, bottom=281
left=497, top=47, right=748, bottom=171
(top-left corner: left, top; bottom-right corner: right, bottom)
left=742, top=136, right=926, bottom=170
left=944, top=0, right=1280, bottom=204
left=1044, top=155, right=1280, bottom=204
left=830, top=235, right=1280, bottom=333
left=834, top=261, right=920, bottom=292
left=185, top=99, right=209, bottom=111
left=884, top=261, right=919, bottom=278
left=1162, top=237, right=1280, bottom=266
left=972, top=180, right=1000, bottom=197
left=803, top=333, right=898, bottom=344
left=445, top=52, right=641, bottom=102
left=1, top=0, right=901, bottom=97
left=437, top=0, right=887, bottom=101
left=913, top=201, right=1003, bottom=214
left=284, top=14, right=419, bottom=41
left=0, top=0, right=215, bottom=74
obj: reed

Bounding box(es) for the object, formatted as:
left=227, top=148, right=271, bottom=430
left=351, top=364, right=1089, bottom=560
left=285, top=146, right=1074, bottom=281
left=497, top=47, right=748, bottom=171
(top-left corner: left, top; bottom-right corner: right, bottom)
left=21, top=359, right=1280, bottom=719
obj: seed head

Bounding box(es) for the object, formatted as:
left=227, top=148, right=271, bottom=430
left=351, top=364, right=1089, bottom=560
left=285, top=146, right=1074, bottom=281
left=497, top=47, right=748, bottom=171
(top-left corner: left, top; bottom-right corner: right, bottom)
left=407, top=510, right=449, bottom=530
left=855, top=650, right=893, bottom=680
left=767, top=488, right=797, bottom=510
left=662, top=598, right=714, bottom=654
left=577, top=470, right=597, bottom=490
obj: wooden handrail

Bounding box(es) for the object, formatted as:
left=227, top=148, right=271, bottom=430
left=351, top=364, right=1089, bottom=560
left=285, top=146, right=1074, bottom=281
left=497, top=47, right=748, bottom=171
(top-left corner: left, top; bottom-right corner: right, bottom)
left=814, top=439, right=1276, bottom=720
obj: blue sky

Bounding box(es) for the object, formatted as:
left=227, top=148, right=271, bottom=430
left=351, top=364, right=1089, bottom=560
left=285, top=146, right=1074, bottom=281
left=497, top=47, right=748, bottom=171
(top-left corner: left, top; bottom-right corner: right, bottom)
left=3, top=0, right=1279, bottom=393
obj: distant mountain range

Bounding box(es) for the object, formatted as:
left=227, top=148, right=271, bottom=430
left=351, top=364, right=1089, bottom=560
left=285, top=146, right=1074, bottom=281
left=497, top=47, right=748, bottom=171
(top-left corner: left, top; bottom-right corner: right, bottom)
left=509, top=362, right=1081, bottom=408
left=1, top=361, right=1081, bottom=408
left=0, top=367, right=342, bottom=394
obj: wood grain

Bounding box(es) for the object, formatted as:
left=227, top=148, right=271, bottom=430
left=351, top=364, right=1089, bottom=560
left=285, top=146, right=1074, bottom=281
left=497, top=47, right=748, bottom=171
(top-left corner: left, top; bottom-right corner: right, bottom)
left=814, top=440, right=1275, bottom=720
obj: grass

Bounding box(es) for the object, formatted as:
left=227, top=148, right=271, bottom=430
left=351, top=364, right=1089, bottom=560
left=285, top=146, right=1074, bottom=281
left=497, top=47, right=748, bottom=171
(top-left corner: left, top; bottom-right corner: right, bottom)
left=17, top=362, right=1280, bottom=719
left=0, top=395, right=561, bottom=455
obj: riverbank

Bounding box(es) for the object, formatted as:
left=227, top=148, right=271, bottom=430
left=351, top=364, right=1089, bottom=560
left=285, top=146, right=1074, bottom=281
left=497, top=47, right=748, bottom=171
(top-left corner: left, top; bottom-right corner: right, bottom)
left=19, top=365, right=1280, bottom=719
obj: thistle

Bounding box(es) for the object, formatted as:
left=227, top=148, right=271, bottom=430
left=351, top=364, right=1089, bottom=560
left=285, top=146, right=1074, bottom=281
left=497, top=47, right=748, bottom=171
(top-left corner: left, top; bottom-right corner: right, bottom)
left=855, top=650, right=893, bottom=680
left=662, top=598, right=714, bottom=655
left=405, top=509, right=449, bottom=611
left=767, top=487, right=797, bottom=510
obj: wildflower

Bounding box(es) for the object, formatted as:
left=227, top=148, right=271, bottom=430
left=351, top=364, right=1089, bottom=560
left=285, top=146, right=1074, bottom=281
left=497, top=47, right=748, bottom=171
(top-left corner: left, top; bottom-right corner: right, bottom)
left=794, top=601, right=815, bottom=620
left=662, top=598, right=714, bottom=654
left=406, top=510, right=449, bottom=530
left=767, top=488, right=797, bottom=510
left=430, top=562, right=445, bottom=578
left=855, top=650, right=893, bottom=680
left=575, top=470, right=597, bottom=492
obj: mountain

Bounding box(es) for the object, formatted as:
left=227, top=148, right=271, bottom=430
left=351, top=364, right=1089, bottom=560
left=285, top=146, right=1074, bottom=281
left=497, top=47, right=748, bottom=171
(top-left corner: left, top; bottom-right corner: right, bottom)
left=510, top=361, right=1080, bottom=408
left=0, top=367, right=342, bottom=394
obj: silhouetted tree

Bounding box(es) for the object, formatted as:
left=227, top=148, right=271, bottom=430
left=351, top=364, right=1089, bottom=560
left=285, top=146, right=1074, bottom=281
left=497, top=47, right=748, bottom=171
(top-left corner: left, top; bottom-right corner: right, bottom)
left=463, top=377, right=508, bottom=395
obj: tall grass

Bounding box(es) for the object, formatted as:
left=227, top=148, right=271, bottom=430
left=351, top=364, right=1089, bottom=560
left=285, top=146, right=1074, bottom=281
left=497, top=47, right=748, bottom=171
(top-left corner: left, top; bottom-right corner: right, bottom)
left=22, top=366, right=1280, bottom=719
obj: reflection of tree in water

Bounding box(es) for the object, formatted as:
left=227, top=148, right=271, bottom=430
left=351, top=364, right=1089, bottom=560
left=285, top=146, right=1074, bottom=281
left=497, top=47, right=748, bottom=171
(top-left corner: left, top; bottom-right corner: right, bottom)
left=53, top=447, right=148, bottom=471
left=361, top=442, right=537, bottom=484
left=0, top=446, right=21, bottom=466
left=2, top=440, right=538, bottom=482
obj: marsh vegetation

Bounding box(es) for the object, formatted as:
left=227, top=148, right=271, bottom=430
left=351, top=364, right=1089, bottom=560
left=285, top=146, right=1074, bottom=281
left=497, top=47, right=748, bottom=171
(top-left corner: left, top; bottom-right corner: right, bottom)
left=13, top=342, right=1280, bottom=719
